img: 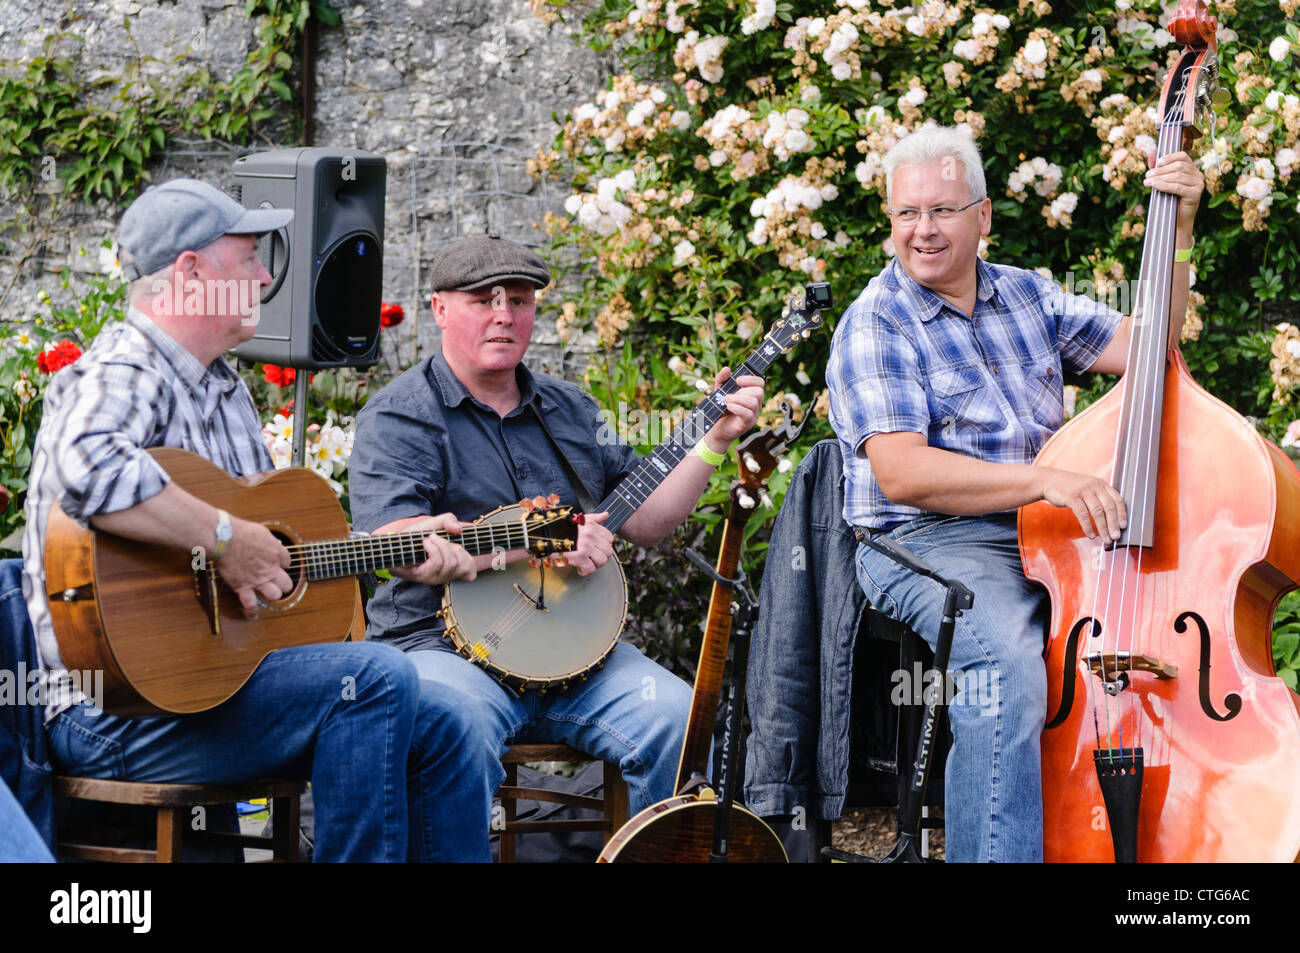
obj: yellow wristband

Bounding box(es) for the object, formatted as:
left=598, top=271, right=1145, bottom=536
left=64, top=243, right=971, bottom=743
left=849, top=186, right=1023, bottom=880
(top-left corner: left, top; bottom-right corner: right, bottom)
left=1174, top=242, right=1194, bottom=263
left=694, top=442, right=726, bottom=467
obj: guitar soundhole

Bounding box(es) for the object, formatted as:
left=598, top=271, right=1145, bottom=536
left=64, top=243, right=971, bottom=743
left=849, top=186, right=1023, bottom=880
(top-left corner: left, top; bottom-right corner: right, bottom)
left=261, top=526, right=307, bottom=610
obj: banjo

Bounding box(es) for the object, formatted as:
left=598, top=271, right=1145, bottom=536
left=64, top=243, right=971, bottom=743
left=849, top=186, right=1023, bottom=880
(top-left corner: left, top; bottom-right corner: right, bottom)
left=442, top=283, right=831, bottom=691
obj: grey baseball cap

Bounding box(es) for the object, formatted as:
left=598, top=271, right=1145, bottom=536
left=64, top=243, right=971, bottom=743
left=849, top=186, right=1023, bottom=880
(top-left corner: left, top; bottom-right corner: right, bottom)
left=428, top=234, right=551, bottom=292
left=118, top=178, right=293, bottom=279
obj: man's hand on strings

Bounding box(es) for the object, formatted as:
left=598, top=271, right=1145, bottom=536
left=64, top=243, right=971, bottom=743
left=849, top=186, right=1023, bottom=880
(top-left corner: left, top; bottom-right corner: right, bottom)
left=383, top=512, right=478, bottom=586
left=1144, top=150, right=1204, bottom=239
left=562, top=511, right=614, bottom=577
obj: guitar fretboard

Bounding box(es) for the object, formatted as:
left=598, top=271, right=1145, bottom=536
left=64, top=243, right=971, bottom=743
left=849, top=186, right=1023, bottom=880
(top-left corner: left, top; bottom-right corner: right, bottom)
left=292, top=523, right=529, bottom=581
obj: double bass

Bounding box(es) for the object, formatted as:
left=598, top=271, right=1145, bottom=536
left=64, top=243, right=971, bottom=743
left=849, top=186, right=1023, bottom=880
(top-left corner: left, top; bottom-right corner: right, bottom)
left=1019, top=0, right=1300, bottom=862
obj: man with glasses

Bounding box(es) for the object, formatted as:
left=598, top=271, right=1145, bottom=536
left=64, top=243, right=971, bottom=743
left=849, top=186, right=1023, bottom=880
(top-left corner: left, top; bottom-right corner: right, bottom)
left=826, top=125, right=1202, bottom=861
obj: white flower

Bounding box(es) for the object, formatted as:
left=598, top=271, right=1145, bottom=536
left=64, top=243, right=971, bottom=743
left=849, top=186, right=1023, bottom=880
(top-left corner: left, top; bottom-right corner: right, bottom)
left=992, top=14, right=1010, bottom=29
left=1082, top=69, right=1103, bottom=84
left=1270, top=37, right=1292, bottom=62
left=820, top=184, right=839, bottom=201
left=671, top=110, right=691, bottom=130
left=603, top=129, right=626, bottom=151
left=564, top=194, right=583, bottom=215
left=1023, top=37, right=1048, bottom=66
left=953, top=39, right=980, bottom=61
left=673, top=239, right=696, bottom=266
left=709, top=149, right=726, bottom=167
left=8, top=329, right=36, bottom=349
left=667, top=14, right=685, bottom=31
left=668, top=356, right=686, bottom=374
left=810, top=221, right=827, bottom=240
left=795, top=368, right=811, bottom=386
left=613, top=168, right=637, bottom=192
left=1289, top=340, right=1300, bottom=358
left=903, top=86, right=927, bottom=107
left=801, top=85, right=821, bottom=103
left=1276, top=148, right=1297, bottom=175
left=831, top=60, right=852, bottom=81
left=97, top=242, right=124, bottom=281
left=1237, top=174, right=1272, bottom=201
left=784, top=128, right=810, bottom=153
left=905, top=15, right=925, bottom=36
left=1265, top=90, right=1283, bottom=112
left=12, top=378, right=36, bottom=402
left=807, top=17, right=826, bottom=37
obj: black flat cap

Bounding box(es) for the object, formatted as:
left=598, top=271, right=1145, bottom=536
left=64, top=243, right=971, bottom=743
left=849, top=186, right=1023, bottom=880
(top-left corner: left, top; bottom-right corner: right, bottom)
left=429, top=234, right=551, bottom=292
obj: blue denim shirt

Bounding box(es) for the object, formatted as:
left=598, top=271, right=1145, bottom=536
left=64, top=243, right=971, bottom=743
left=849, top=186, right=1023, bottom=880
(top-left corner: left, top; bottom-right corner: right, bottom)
left=744, top=440, right=867, bottom=820
left=349, top=351, right=638, bottom=652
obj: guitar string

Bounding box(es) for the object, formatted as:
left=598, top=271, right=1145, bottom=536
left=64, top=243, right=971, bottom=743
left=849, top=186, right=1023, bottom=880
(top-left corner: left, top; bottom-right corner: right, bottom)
left=280, top=513, right=570, bottom=578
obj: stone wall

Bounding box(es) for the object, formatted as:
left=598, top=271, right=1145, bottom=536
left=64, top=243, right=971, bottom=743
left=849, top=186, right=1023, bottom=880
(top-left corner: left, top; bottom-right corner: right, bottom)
left=0, top=0, right=613, bottom=377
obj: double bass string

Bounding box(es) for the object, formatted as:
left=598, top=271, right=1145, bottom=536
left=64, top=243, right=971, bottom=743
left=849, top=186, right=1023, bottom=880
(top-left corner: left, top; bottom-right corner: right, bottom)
left=1089, top=77, right=1191, bottom=761
left=1119, top=77, right=1194, bottom=756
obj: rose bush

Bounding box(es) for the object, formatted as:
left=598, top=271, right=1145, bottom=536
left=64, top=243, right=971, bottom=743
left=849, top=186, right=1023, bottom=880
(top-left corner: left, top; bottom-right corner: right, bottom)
left=537, top=0, right=1300, bottom=666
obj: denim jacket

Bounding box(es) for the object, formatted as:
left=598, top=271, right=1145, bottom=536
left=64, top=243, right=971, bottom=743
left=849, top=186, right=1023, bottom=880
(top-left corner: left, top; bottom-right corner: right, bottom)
left=744, top=439, right=867, bottom=820
left=0, top=558, right=55, bottom=850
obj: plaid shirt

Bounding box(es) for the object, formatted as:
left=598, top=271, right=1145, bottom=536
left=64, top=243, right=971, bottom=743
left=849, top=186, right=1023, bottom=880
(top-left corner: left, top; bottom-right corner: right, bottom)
left=827, top=258, right=1121, bottom=529
left=21, top=307, right=272, bottom=720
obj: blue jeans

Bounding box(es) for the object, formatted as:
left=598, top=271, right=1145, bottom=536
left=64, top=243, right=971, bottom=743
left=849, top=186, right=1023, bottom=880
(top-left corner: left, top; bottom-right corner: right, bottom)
left=0, top=777, right=53, bottom=861
left=854, top=513, right=1048, bottom=862
left=47, top=642, right=491, bottom=862
left=408, top=642, right=691, bottom=815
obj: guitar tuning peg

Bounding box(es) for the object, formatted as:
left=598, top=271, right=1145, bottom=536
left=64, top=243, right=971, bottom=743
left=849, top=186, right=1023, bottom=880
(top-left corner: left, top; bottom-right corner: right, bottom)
left=529, top=557, right=541, bottom=569
left=546, top=493, right=560, bottom=505
left=531, top=495, right=549, bottom=509
left=743, top=452, right=759, bottom=472
left=738, top=489, right=756, bottom=509
left=519, top=498, right=535, bottom=512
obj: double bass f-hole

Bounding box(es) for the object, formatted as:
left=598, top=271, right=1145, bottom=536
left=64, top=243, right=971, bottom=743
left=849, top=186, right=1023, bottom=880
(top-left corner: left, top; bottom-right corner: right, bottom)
left=1049, top=610, right=1241, bottom=728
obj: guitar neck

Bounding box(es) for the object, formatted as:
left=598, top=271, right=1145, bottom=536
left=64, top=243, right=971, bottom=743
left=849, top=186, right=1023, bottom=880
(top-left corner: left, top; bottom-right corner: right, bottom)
left=295, top=522, right=527, bottom=581
left=599, top=347, right=779, bottom=533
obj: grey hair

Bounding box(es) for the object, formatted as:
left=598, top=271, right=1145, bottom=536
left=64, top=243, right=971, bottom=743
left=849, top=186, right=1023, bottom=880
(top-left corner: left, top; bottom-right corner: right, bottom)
left=883, top=125, right=987, bottom=205
left=123, top=247, right=175, bottom=304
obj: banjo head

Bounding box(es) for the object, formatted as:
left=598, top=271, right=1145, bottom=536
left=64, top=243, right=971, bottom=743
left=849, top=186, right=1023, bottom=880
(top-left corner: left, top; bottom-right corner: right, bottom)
left=443, top=504, right=628, bottom=690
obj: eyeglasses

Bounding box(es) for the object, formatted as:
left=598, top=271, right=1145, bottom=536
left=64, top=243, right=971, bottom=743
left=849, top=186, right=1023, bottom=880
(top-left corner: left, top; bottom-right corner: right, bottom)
left=888, top=198, right=983, bottom=226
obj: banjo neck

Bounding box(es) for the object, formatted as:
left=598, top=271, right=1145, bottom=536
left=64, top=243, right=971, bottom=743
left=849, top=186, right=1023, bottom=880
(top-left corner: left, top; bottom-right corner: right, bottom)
left=597, top=284, right=829, bottom=534
left=293, top=520, right=535, bottom=581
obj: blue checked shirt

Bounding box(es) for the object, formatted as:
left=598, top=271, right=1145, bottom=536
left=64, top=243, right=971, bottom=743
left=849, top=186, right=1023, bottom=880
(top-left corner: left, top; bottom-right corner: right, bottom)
left=827, top=258, right=1121, bottom=529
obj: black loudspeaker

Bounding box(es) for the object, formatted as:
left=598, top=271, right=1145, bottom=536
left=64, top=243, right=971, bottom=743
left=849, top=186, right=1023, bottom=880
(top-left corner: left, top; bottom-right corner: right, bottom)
left=230, top=147, right=386, bottom=368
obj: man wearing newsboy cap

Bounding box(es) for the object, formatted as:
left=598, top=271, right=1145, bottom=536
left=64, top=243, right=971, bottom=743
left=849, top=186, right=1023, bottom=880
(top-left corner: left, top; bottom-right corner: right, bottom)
left=348, top=234, right=766, bottom=824
left=22, top=179, right=491, bottom=861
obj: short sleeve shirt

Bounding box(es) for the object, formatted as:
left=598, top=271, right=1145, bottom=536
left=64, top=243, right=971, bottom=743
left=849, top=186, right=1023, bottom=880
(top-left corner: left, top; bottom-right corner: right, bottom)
left=349, top=351, right=639, bottom=651
left=826, top=258, right=1122, bottom=529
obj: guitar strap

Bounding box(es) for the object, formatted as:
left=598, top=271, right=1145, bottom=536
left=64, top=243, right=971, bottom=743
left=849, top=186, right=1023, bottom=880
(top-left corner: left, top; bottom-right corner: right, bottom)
left=527, top=395, right=600, bottom=514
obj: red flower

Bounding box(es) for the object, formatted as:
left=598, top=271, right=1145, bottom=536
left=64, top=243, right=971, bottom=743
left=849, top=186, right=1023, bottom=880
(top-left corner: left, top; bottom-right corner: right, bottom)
left=262, top=364, right=296, bottom=388
left=36, top=340, right=82, bottom=375
left=380, top=301, right=405, bottom=329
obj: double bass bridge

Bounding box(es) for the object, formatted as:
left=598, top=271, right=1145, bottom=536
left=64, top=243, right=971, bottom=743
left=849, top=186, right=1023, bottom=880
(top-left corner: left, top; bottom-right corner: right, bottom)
left=1085, top=652, right=1178, bottom=695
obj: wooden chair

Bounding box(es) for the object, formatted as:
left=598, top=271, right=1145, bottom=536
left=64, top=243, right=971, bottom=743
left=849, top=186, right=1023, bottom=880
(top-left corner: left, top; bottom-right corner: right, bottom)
left=54, top=775, right=305, bottom=863
left=496, top=744, right=628, bottom=863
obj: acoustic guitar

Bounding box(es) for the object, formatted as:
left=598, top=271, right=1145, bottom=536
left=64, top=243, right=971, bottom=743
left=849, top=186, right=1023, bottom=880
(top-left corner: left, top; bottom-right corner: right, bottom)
left=442, top=282, right=832, bottom=691
left=44, top=447, right=578, bottom=716
left=597, top=422, right=799, bottom=862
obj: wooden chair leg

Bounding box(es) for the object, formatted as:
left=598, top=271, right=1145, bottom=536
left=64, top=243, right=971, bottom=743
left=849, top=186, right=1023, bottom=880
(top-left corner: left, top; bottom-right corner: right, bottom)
left=271, top=795, right=300, bottom=862
left=603, top=760, right=628, bottom=841
left=500, top=762, right=517, bottom=863
left=156, top=807, right=184, bottom=863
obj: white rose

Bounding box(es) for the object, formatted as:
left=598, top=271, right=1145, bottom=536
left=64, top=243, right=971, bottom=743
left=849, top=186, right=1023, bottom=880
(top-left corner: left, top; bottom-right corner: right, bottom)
left=1270, top=37, right=1292, bottom=62
left=673, top=239, right=696, bottom=266
left=810, top=221, right=827, bottom=239
left=564, top=194, right=583, bottom=215
left=831, top=60, right=852, bottom=81
left=904, top=86, right=927, bottom=107
left=1082, top=69, right=1102, bottom=84
left=784, top=129, right=811, bottom=153
left=905, top=15, right=925, bottom=36
left=1266, top=90, right=1283, bottom=112
left=801, top=85, right=821, bottom=103
left=709, top=149, right=726, bottom=167
left=807, top=17, right=825, bottom=37
left=577, top=204, right=601, bottom=228
left=820, top=184, right=839, bottom=201
left=671, top=110, right=691, bottom=130
left=1023, top=37, right=1048, bottom=66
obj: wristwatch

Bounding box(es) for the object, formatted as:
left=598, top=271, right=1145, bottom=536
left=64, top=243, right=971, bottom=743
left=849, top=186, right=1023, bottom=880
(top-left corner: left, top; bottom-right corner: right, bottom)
left=213, top=509, right=233, bottom=559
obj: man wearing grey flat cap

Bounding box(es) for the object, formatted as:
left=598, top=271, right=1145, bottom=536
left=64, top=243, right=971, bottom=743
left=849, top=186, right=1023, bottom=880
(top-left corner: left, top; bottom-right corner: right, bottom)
left=349, top=234, right=766, bottom=826
left=22, top=178, right=492, bottom=861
